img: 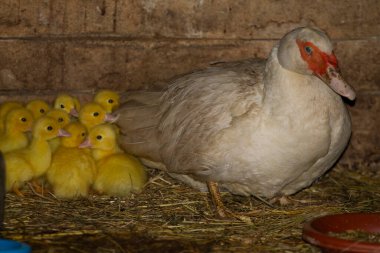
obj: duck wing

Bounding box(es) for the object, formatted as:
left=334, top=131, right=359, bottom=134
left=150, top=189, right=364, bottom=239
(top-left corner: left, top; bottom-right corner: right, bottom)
left=116, top=59, right=265, bottom=173
left=158, top=59, right=265, bottom=174
left=115, top=92, right=163, bottom=163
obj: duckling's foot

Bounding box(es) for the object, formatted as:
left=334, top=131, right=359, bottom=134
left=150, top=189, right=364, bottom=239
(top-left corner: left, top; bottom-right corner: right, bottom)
left=30, top=180, right=45, bottom=195
left=12, top=186, right=25, bottom=197
left=207, top=181, right=252, bottom=224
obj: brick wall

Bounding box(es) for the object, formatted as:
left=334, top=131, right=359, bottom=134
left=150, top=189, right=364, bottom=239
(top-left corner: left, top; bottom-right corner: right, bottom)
left=0, top=0, right=379, bottom=165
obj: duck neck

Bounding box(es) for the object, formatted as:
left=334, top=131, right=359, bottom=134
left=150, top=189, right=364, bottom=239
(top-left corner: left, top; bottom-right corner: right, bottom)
left=92, top=144, right=123, bottom=161
left=5, top=128, right=28, bottom=141
left=261, top=45, right=327, bottom=116
left=29, top=136, right=52, bottom=177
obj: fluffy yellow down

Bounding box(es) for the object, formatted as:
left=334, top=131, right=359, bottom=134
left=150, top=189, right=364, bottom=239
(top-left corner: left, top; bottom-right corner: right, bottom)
left=47, top=122, right=96, bottom=199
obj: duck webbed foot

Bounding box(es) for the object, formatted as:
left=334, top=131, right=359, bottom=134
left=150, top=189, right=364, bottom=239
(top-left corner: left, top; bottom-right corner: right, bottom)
left=270, top=195, right=317, bottom=206
left=207, top=181, right=230, bottom=218
left=207, top=181, right=253, bottom=223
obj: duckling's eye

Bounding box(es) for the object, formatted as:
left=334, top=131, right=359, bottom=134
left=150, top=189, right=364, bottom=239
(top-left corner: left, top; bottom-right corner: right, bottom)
left=81, top=132, right=86, bottom=137
left=304, top=46, right=313, bottom=55
left=40, top=109, right=45, bottom=113
left=108, top=99, right=114, bottom=104
left=96, top=135, right=102, bottom=140
left=58, top=117, right=64, bottom=122
left=93, top=112, right=99, bottom=117
left=21, top=117, right=27, bottom=122
left=60, top=104, right=65, bottom=109
left=47, top=126, right=53, bottom=131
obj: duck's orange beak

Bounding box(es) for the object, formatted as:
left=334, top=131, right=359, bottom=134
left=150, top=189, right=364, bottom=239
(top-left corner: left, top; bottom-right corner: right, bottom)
left=316, top=64, right=356, bottom=101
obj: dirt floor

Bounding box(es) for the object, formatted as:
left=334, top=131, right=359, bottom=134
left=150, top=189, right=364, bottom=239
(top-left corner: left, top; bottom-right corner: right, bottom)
left=1, top=163, right=379, bottom=253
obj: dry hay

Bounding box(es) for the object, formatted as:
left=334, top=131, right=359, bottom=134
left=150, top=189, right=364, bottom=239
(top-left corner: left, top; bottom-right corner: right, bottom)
left=1, top=164, right=380, bottom=253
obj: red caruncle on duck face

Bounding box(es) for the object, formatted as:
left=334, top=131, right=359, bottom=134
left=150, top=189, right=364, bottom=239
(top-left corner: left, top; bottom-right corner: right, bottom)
left=296, top=39, right=338, bottom=76
left=295, top=39, right=356, bottom=101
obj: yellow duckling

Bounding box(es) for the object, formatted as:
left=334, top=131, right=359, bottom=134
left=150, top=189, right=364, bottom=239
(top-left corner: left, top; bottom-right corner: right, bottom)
left=54, top=94, right=81, bottom=117
left=46, top=109, right=72, bottom=152
left=46, top=109, right=71, bottom=128
left=94, top=90, right=120, bottom=113
left=26, top=99, right=51, bottom=119
left=80, top=124, right=147, bottom=196
left=47, top=122, right=96, bottom=199
left=0, top=101, right=23, bottom=134
left=79, top=102, right=118, bottom=130
left=5, top=116, right=70, bottom=195
left=0, top=108, right=34, bottom=153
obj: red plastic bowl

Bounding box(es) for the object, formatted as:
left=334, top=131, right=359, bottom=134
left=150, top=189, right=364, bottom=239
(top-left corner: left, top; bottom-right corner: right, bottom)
left=302, top=213, right=380, bottom=253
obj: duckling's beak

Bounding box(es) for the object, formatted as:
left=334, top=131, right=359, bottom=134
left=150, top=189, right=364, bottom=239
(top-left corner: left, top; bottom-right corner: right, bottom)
left=316, top=65, right=356, bottom=101
left=69, top=108, right=79, bottom=118
left=79, top=138, right=92, bottom=148
left=58, top=129, right=71, bottom=137
left=104, top=113, right=119, bottom=123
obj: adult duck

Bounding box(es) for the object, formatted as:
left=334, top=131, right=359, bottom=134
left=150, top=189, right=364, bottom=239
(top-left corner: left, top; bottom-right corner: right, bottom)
left=115, top=27, right=355, bottom=218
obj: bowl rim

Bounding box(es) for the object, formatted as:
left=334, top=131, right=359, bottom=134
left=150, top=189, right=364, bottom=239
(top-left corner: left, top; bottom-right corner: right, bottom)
left=0, top=238, right=31, bottom=252
left=302, top=212, right=380, bottom=252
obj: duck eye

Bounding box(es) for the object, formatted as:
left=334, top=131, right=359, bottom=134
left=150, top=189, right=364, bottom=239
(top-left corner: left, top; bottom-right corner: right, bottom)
left=93, top=112, right=99, bottom=117
left=47, top=126, right=53, bottom=131
left=58, top=117, right=64, bottom=122
left=81, top=132, right=86, bottom=137
left=21, top=117, right=27, bottom=122
left=60, top=104, right=65, bottom=109
left=108, top=99, right=114, bottom=104
left=96, top=135, right=102, bottom=140
left=304, top=46, right=313, bottom=55
left=40, top=109, right=45, bottom=113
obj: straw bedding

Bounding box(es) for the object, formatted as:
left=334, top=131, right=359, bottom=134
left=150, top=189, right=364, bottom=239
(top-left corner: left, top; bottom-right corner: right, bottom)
left=1, top=163, right=379, bottom=252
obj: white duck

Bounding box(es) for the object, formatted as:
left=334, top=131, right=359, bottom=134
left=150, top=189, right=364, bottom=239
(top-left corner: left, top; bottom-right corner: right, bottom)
left=115, top=27, right=355, bottom=217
